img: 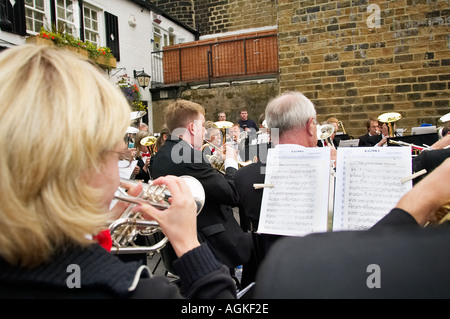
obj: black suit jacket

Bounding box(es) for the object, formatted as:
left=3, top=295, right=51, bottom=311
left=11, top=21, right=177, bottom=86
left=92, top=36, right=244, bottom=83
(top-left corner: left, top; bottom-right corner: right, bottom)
left=412, top=148, right=450, bottom=184
left=255, top=208, right=450, bottom=298
left=358, top=133, right=382, bottom=146
left=233, top=161, right=283, bottom=285
left=150, top=135, right=252, bottom=268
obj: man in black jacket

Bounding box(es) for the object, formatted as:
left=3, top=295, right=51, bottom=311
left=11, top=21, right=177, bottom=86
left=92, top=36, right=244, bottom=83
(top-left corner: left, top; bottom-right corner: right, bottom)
left=358, top=117, right=382, bottom=146
left=150, top=100, right=252, bottom=270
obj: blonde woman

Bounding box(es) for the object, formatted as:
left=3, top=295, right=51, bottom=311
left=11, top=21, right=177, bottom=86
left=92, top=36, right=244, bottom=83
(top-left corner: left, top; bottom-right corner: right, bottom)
left=0, top=45, right=235, bottom=298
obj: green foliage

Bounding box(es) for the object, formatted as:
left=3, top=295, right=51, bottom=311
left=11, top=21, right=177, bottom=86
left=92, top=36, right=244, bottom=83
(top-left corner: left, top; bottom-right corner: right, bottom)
left=38, top=27, right=114, bottom=61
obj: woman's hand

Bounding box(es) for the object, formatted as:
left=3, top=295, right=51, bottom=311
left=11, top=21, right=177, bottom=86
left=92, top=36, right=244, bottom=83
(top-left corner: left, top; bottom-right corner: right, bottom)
left=396, top=158, right=450, bottom=225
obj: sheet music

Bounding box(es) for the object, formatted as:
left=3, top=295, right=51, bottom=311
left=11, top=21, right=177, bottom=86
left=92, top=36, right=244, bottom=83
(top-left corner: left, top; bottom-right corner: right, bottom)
left=118, top=160, right=138, bottom=179
left=258, top=146, right=331, bottom=236
left=333, top=147, right=412, bottom=231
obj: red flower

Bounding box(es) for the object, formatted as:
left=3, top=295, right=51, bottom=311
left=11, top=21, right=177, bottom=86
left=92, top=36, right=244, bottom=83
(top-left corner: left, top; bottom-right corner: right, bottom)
left=93, top=230, right=112, bottom=251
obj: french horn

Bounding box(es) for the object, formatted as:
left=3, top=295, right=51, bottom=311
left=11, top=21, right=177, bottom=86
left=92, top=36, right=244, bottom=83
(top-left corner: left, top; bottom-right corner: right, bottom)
left=109, top=175, right=205, bottom=254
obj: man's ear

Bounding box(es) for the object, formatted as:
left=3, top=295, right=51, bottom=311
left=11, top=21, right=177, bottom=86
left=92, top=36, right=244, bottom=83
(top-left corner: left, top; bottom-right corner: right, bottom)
left=306, top=117, right=316, bottom=136
left=187, top=122, right=195, bottom=135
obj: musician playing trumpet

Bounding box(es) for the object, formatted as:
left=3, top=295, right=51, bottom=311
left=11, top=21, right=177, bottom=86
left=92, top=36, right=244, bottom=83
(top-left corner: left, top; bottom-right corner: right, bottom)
left=0, top=45, right=236, bottom=299
left=150, top=100, right=252, bottom=271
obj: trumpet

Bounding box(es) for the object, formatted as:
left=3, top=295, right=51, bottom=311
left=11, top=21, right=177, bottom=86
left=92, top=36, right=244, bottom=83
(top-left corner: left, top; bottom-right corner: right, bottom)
left=109, top=175, right=205, bottom=254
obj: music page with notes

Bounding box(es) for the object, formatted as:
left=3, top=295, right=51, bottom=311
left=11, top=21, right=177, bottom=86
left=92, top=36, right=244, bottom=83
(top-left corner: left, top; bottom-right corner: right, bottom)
left=257, top=145, right=331, bottom=237
left=333, top=147, right=413, bottom=231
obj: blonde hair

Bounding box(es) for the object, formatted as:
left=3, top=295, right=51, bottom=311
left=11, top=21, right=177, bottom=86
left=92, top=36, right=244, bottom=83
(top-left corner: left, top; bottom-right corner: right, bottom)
left=0, top=45, right=131, bottom=267
left=164, top=99, right=205, bottom=133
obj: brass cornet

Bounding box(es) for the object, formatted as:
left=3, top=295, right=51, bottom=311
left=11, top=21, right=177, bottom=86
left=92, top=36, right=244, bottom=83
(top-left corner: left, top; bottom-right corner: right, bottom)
left=109, top=175, right=205, bottom=254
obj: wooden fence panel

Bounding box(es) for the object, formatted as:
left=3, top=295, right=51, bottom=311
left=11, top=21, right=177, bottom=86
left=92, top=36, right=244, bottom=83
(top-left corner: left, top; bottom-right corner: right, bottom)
left=156, top=31, right=278, bottom=86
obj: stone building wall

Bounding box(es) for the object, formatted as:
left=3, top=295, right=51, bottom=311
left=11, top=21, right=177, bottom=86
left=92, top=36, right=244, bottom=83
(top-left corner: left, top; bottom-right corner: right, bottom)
left=150, top=0, right=196, bottom=29
left=151, top=80, right=279, bottom=132
left=277, top=0, right=450, bottom=137
left=151, top=0, right=277, bottom=36
left=193, top=0, right=277, bottom=36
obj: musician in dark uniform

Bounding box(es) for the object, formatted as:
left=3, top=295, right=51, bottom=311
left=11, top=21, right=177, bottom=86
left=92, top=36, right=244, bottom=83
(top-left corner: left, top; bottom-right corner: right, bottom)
left=358, top=117, right=382, bottom=146
left=150, top=100, right=252, bottom=271
left=234, top=91, right=322, bottom=284
left=254, top=158, right=450, bottom=298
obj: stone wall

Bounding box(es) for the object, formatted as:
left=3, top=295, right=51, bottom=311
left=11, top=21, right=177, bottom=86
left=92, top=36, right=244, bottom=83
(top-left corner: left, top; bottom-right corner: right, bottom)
left=194, top=0, right=277, bottom=36
left=277, top=0, right=450, bottom=138
left=151, top=0, right=277, bottom=36
left=150, top=0, right=196, bottom=29
left=151, top=80, right=279, bottom=132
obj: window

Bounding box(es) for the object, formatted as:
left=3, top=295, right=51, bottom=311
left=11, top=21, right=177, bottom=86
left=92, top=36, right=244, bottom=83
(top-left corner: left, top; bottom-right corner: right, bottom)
left=56, top=0, right=75, bottom=35
left=83, top=5, right=99, bottom=46
left=153, top=26, right=161, bottom=50
left=25, top=0, right=45, bottom=33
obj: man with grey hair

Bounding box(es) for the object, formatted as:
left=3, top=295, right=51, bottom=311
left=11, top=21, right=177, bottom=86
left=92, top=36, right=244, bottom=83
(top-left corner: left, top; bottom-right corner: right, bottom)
left=265, top=91, right=318, bottom=146
left=233, top=91, right=324, bottom=286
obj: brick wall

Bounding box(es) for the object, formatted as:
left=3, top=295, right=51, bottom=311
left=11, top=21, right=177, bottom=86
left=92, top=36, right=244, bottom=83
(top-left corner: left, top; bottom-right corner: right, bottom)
left=151, top=80, right=279, bottom=132
left=194, top=0, right=277, bottom=36
left=278, top=0, right=450, bottom=138
left=151, top=0, right=196, bottom=29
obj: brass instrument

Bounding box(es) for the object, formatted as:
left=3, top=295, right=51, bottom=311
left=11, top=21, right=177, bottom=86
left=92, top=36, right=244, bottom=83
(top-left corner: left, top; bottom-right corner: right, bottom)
left=202, top=139, right=225, bottom=174
left=388, top=139, right=431, bottom=152
left=140, top=135, right=158, bottom=156
left=318, top=123, right=335, bottom=147
left=109, top=175, right=205, bottom=254
left=213, top=121, right=234, bottom=144
left=140, top=135, right=157, bottom=146
left=130, top=111, right=147, bottom=121
left=440, top=112, right=450, bottom=124
left=378, top=112, right=402, bottom=137
left=337, top=121, right=347, bottom=135
left=437, top=112, right=450, bottom=140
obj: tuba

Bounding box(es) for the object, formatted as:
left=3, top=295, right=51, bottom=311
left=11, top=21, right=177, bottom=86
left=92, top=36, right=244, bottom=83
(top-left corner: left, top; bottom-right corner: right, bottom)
left=378, top=112, right=402, bottom=137
left=109, top=175, right=205, bottom=254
